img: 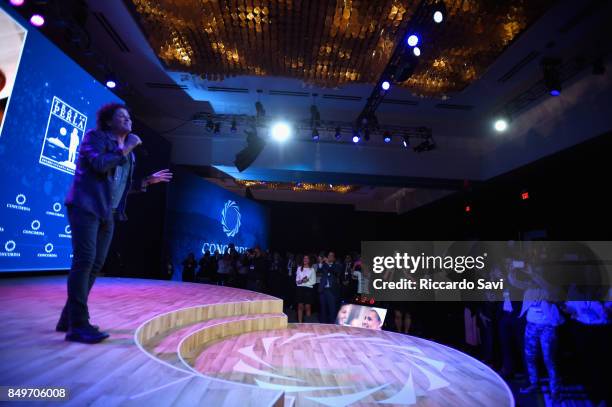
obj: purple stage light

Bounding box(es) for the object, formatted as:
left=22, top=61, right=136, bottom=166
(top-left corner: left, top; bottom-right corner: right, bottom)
left=30, top=14, right=45, bottom=27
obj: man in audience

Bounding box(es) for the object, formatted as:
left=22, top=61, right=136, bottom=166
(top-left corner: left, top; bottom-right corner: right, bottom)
left=182, top=252, right=197, bottom=282
left=319, top=251, right=342, bottom=323
left=247, top=247, right=268, bottom=292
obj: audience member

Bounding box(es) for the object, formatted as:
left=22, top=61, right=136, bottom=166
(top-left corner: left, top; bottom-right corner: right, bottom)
left=181, top=253, right=197, bottom=283
left=296, top=255, right=316, bottom=323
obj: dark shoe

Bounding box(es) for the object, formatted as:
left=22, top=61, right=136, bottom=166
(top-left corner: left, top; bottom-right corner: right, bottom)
left=520, top=384, right=540, bottom=394
left=56, top=322, right=99, bottom=332
left=56, top=322, right=68, bottom=332
left=65, top=325, right=109, bottom=344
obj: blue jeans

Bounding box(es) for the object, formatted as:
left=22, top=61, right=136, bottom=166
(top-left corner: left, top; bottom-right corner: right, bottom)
left=319, top=289, right=339, bottom=324
left=524, top=322, right=559, bottom=392
left=58, top=206, right=114, bottom=328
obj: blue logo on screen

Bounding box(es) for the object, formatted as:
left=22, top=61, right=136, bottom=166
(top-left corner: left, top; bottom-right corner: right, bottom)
left=38, top=97, right=87, bottom=175
left=221, top=200, right=241, bottom=237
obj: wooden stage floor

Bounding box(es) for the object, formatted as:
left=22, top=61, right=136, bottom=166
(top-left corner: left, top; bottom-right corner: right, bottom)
left=0, top=276, right=513, bottom=407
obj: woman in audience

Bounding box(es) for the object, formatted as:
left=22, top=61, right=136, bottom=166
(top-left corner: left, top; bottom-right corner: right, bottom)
left=295, top=255, right=316, bottom=323
left=216, top=253, right=233, bottom=286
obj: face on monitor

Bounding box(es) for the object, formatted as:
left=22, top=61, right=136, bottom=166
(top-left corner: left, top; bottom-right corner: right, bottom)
left=0, top=8, right=26, bottom=135
left=335, top=304, right=387, bottom=330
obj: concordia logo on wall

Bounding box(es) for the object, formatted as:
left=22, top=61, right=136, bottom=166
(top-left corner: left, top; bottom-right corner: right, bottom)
left=22, top=219, right=44, bottom=236
left=45, top=202, right=65, bottom=218
left=221, top=200, right=241, bottom=238
left=6, top=193, right=30, bottom=212
left=58, top=224, right=71, bottom=239
left=37, top=242, right=57, bottom=258
left=0, top=240, right=20, bottom=257
left=39, top=96, right=87, bottom=175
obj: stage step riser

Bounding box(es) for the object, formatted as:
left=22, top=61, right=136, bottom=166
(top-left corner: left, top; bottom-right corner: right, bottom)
left=179, top=315, right=288, bottom=366
left=137, top=299, right=283, bottom=346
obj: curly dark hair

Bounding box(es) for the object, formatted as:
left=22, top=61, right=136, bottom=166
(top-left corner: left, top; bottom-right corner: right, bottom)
left=96, top=103, right=128, bottom=131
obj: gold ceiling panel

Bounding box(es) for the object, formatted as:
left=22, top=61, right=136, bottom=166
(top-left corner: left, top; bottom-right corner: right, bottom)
left=235, top=179, right=357, bottom=194
left=129, top=0, right=554, bottom=97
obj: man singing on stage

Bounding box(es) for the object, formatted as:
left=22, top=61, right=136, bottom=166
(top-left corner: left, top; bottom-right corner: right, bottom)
left=56, top=103, right=172, bottom=344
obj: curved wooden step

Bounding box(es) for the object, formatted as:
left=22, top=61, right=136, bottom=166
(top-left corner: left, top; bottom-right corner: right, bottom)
left=178, top=314, right=288, bottom=368
left=146, top=313, right=287, bottom=368
left=137, top=296, right=284, bottom=348
left=129, top=284, right=289, bottom=405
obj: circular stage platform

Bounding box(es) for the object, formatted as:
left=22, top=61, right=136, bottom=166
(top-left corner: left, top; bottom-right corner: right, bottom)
left=0, top=277, right=513, bottom=406
left=189, top=324, right=513, bottom=406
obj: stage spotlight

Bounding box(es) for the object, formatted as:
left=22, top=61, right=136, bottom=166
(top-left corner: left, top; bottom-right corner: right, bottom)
left=352, top=130, right=361, bottom=143
left=432, top=1, right=446, bottom=23
left=230, top=119, right=237, bottom=133
left=271, top=122, right=291, bottom=142
left=494, top=119, right=508, bottom=132
left=381, top=80, right=390, bottom=91
left=402, top=135, right=410, bottom=148
left=312, top=128, right=320, bottom=141
left=105, top=74, right=117, bottom=89
left=213, top=122, right=221, bottom=134
left=413, top=47, right=421, bottom=57
left=334, top=127, right=342, bottom=140
left=255, top=101, right=266, bottom=118
left=234, top=127, right=266, bottom=172
left=10, top=0, right=25, bottom=6
left=30, top=14, right=45, bottom=27
left=542, top=58, right=562, bottom=96
left=407, top=34, right=419, bottom=47
left=383, top=131, right=392, bottom=143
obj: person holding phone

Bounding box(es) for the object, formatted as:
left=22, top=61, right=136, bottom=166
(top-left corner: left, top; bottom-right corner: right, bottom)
left=319, top=251, right=342, bottom=323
